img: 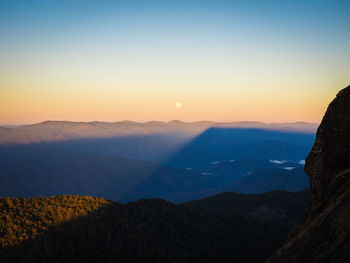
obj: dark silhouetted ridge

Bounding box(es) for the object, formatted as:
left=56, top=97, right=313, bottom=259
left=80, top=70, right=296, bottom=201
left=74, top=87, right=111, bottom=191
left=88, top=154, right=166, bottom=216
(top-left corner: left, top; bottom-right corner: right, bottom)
left=182, top=189, right=310, bottom=224
left=266, top=85, right=350, bottom=262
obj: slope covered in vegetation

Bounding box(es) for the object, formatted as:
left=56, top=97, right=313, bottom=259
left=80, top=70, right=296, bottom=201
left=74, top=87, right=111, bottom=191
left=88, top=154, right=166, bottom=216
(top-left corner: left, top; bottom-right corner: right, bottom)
left=0, top=193, right=301, bottom=263
left=0, top=196, right=110, bottom=248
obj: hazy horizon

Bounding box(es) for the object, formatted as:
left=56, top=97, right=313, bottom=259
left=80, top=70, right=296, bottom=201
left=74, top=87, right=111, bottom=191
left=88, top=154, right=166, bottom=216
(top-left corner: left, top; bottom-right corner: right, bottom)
left=0, top=119, right=320, bottom=127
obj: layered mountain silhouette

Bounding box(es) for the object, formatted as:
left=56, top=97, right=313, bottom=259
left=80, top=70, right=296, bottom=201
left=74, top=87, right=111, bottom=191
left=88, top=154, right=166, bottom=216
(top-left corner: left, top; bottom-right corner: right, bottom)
left=267, top=85, right=350, bottom=262
left=0, top=122, right=315, bottom=167
left=0, top=123, right=314, bottom=202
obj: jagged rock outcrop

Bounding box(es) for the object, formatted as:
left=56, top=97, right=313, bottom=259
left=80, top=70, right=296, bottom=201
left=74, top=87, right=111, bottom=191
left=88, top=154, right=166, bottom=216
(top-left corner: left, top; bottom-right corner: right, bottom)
left=266, top=85, right=350, bottom=263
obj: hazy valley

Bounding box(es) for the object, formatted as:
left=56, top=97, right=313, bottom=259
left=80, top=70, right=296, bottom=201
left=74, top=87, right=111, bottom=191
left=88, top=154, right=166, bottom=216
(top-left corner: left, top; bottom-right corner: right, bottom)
left=0, top=122, right=315, bottom=202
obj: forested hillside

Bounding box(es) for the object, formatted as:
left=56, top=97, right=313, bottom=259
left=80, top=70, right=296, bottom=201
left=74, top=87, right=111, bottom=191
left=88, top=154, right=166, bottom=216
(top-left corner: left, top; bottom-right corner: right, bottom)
left=0, top=192, right=307, bottom=263
left=0, top=196, right=110, bottom=248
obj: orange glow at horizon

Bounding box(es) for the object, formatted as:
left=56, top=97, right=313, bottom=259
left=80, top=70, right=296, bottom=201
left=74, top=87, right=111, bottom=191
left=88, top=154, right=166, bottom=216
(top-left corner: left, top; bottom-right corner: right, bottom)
left=1, top=1, right=349, bottom=126
left=0, top=73, right=345, bottom=125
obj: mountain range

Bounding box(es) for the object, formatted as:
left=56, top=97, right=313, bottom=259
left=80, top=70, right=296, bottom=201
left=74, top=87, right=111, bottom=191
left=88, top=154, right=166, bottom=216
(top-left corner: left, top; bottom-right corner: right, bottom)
left=0, top=120, right=317, bottom=144
left=0, top=122, right=315, bottom=202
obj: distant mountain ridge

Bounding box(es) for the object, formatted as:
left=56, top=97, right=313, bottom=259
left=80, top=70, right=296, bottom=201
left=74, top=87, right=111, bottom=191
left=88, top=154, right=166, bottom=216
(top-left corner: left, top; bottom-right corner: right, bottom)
left=0, top=120, right=318, bottom=144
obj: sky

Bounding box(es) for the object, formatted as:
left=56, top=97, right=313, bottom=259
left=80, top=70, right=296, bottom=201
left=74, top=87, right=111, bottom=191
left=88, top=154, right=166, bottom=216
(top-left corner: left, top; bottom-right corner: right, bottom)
left=0, top=0, right=349, bottom=125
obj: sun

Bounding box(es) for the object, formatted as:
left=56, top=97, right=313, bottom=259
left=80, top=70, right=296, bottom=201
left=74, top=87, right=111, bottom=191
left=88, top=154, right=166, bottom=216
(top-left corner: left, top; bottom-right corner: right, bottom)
left=175, top=102, right=182, bottom=109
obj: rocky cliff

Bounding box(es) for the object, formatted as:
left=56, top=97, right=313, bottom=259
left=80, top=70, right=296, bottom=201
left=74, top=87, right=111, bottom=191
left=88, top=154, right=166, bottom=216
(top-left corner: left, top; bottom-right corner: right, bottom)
left=266, top=85, right=350, bottom=262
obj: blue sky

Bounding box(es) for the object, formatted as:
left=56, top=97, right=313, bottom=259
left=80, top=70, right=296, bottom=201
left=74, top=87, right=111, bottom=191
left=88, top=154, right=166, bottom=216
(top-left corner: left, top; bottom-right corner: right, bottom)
left=0, top=0, right=349, bottom=124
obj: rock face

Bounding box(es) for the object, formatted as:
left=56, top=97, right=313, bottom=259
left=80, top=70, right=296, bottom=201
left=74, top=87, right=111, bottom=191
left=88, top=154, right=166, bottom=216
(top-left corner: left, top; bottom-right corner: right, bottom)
left=266, top=86, right=350, bottom=263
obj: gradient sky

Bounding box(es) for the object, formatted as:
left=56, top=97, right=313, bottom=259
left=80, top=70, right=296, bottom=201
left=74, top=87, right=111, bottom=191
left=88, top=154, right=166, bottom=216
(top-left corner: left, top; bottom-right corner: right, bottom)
left=1, top=0, right=349, bottom=125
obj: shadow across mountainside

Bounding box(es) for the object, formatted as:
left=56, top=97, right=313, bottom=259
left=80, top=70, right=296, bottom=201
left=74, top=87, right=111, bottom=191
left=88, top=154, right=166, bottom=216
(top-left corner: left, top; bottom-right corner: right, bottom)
left=0, top=153, right=212, bottom=201
left=164, top=127, right=315, bottom=169
left=0, top=127, right=315, bottom=169
left=0, top=127, right=313, bottom=202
